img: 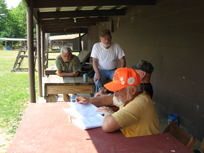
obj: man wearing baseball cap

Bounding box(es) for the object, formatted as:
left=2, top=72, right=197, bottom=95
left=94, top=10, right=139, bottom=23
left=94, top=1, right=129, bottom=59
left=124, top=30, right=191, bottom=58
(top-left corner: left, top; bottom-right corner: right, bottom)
left=77, top=67, right=159, bottom=137
left=91, top=29, right=126, bottom=95
left=94, top=60, right=154, bottom=98
left=131, top=60, right=154, bottom=98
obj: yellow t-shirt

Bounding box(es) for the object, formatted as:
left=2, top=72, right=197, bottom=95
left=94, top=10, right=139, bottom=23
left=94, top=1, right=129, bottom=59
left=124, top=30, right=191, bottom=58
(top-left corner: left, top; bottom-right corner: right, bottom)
left=112, top=92, right=160, bottom=137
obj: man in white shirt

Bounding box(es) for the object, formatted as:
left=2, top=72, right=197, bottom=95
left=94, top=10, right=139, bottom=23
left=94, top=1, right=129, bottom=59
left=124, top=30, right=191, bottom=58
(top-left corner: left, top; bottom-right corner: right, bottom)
left=91, top=29, right=126, bottom=95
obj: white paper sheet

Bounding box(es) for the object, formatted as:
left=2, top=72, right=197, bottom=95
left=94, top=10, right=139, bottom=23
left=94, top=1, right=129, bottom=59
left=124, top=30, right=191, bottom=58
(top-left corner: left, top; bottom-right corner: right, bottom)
left=72, top=114, right=104, bottom=129
left=63, top=102, right=104, bottom=129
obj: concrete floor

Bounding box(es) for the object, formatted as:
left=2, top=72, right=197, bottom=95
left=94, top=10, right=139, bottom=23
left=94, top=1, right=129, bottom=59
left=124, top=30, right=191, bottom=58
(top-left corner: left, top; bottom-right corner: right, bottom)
left=38, top=94, right=201, bottom=152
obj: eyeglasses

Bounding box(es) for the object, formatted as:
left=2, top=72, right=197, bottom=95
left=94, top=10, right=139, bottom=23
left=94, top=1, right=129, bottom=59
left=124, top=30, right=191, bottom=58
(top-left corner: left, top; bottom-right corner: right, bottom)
left=102, top=37, right=111, bottom=41
left=114, top=87, right=133, bottom=96
left=114, top=88, right=126, bottom=96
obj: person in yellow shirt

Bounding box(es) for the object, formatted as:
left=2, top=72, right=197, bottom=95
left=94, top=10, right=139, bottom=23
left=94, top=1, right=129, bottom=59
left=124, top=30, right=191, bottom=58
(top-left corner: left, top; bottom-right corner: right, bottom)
left=77, top=67, right=159, bottom=137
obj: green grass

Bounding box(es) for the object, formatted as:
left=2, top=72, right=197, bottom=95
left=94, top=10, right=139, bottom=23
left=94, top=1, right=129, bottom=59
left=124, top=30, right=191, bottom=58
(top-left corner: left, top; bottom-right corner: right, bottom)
left=0, top=49, right=39, bottom=152
left=0, top=49, right=79, bottom=152
left=0, top=50, right=30, bottom=132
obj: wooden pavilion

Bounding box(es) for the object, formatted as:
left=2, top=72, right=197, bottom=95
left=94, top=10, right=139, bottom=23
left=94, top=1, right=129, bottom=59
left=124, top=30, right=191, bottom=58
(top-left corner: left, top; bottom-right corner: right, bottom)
left=23, top=0, right=204, bottom=142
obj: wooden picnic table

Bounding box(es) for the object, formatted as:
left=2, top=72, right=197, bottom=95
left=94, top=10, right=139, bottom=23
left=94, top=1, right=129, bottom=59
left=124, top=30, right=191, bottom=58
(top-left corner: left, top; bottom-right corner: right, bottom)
left=44, top=75, right=94, bottom=102
left=7, top=103, right=192, bottom=153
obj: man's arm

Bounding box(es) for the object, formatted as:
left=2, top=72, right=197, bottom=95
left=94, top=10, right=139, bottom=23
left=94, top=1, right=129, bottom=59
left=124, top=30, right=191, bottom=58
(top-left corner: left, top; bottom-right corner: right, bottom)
left=102, top=113, right=121, bottom=132
left=92, top=57, right=102, bottom=82
left=119, top=56, right=126, bottom=68
left=96, top=107, right=121, bottom=132
left=56, top=70, right=79, bottom=77
left=76, top=95, right=114, bottom=107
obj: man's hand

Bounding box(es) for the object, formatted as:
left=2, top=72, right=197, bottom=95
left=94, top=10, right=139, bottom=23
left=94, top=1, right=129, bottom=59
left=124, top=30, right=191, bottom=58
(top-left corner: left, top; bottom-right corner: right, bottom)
left=94, top=73, right=102, bottom=82
left=75, top=96, right=90, bottom=104
left=98, top=87, right=107, bottom=93
left=55, top=70, right=62, bottom=76
left=55, top=70, right=79, bottom=77
left=96, top=106, right=113, bottom=115
left=72, top=70, right=79, bottom=76
left=94, top=91, right=108, bottom=97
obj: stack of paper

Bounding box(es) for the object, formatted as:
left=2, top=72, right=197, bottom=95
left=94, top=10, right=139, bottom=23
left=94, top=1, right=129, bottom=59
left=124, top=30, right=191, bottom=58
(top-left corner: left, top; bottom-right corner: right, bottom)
left=63, top=103, right=104, bottom=130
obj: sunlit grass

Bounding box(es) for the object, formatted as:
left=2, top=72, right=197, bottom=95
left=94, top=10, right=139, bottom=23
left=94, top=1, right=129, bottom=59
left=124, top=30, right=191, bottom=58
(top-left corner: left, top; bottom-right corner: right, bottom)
left=0, top=49, right=39, bottom=152
left=0, top=49, right=80, bottom=152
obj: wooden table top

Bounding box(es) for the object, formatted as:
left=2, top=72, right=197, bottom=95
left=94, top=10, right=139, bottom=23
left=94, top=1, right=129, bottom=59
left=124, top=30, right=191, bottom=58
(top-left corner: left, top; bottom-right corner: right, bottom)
left=45, top=75, right=94, bottom=85
left=7, top=103, right=192, bottom=153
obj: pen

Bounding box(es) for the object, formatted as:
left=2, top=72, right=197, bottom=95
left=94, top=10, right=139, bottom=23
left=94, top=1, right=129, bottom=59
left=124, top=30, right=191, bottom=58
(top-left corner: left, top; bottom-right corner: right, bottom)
left=72, top=99, right=85, bottom=101
left=68, top=115, right=72, bottom=123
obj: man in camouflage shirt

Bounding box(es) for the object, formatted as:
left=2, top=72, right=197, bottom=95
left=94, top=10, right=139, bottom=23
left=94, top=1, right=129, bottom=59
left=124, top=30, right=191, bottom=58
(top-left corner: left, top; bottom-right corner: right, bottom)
left=55, top=47, right=81, bottom=102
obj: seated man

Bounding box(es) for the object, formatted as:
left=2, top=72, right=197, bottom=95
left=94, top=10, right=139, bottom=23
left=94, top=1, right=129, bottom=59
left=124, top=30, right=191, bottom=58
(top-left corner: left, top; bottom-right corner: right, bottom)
left=77, top=67, right=160, bottom=137
left=55, top=47, right=81, bottom=102
left=131, top=60, right=154, bottom=98
left=91, top=29, right=126, bottom=95
left=95, top=60, right=154, bottom=98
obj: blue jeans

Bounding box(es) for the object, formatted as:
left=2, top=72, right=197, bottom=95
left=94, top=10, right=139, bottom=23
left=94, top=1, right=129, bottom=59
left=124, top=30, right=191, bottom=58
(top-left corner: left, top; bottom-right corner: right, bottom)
left=94, top=69, right=116, bottom=95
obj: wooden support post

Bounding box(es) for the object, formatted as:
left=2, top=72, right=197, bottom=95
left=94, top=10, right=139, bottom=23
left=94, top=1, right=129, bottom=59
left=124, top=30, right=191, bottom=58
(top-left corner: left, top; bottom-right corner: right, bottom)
left=78, top=28, right=82, bottom=52
left=41, top=30, right=45, bottom=77
left=36, top=23, right=42, bottom=97
left=45, top=33, right=49, bottom=69
left=27, top=2, right=36, bottom=103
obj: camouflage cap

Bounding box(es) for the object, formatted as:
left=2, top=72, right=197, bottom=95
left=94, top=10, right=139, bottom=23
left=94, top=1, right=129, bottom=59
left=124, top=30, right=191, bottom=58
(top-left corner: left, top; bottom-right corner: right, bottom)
left=131, top=60, right=154, bottom=74
left=100, top=29, right=111, bottom=37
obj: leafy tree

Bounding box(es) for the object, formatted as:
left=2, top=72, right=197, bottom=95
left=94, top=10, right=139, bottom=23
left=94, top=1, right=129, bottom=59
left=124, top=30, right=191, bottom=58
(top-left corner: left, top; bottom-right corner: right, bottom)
left=0, top=1, right=36, bottom=46
left=0, top=0, right=7, bottom=29
left=6, top=1, right=27, bottom=38
left=0, top=0, right=8, bottom=45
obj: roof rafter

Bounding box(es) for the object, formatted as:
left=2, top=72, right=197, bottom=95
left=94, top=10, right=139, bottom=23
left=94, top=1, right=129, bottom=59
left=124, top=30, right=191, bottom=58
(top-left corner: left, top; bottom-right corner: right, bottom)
left=39, top=9, right=126, bottom=20
left=41, top=17, right=109, bottom=26
left=44, top=28, right=88, bottom=33
left=33, top=0, right=156, bottom=8
left=42, top=22, right=97, bottom=30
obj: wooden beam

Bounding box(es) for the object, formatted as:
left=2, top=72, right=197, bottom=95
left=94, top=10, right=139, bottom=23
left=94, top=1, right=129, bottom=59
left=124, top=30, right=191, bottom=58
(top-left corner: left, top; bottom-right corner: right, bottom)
left=27, top=2, right=36, bottom=102
left=41, top=17, right=109, bottom=25
left=44, top=28, right=88, bottom=34
left=76, top=6, right=82, bottom=11
left=34, top=0, right=156, bottom=8
left=33, top=8, right=38, bottom=23
left=78, top=28, right=82, bottom=51
left=44, top=26, right=88, bottom=33
left=39, top=9, right=126, bottom=19
left=41, top=30, right=45, bottom=76
left=42, top=22, right=97, bottom=30
left=36, top=22, right=42, bottom=97
left=56, top=7, right=61, bottom=12
left=22, top=0, right=29, bottom=7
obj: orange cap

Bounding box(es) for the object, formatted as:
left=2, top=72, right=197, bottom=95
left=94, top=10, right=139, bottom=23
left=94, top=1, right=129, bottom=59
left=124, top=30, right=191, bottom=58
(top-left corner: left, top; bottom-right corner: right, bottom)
left=104, top=67, right=140, bottom=92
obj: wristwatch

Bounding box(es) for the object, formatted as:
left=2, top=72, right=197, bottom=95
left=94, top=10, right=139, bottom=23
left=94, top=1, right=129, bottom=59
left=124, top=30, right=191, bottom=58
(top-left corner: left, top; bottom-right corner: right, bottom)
left=105, top=110, right=113, bottom=116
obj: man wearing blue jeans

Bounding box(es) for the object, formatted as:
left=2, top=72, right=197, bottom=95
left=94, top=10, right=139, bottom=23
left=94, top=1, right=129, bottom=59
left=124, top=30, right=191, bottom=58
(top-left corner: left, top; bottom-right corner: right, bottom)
left=91, top=29, right=126, bottom=95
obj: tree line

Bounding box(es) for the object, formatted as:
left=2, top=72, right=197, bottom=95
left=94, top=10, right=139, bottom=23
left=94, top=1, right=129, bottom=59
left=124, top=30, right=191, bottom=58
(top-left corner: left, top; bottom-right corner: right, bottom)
left=0, top=0, right=36, bottom=46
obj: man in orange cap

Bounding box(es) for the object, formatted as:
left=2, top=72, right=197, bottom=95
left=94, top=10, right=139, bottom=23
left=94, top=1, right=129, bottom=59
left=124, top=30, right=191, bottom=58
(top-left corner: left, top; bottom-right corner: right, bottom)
left=76, top=67, right=159, bottom=137
left=94, top=60, right=154, bottom=98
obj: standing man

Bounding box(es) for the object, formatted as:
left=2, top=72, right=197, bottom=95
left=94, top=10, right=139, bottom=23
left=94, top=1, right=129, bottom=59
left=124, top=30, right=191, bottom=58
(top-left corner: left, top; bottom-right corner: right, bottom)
left=91, top=29, right=126, bottom=95
left=55, top=47, right=80, bottom=102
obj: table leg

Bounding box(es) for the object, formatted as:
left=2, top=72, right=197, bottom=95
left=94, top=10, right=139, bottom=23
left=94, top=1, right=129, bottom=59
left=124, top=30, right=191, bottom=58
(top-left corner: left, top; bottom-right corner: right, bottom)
left=46, top=94, right=57, bottom=102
